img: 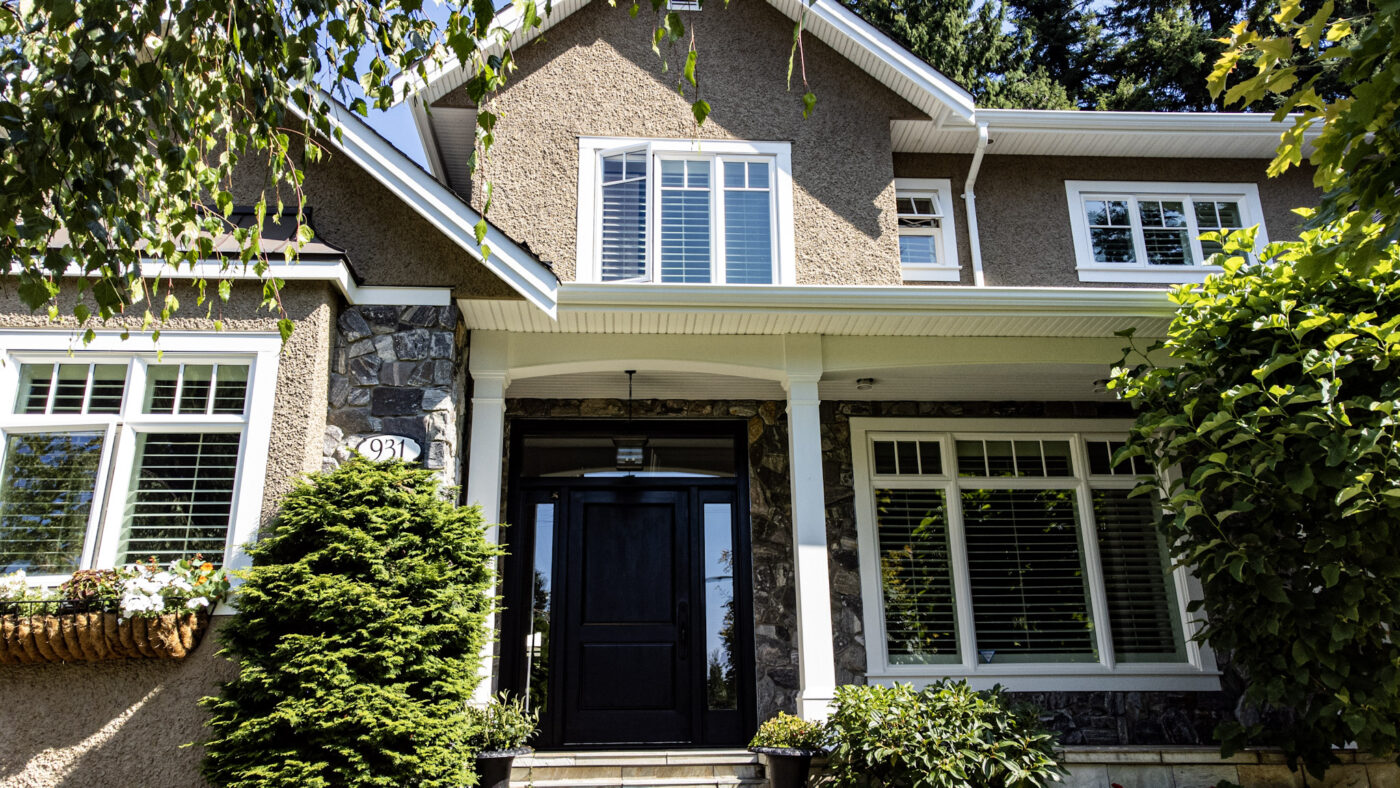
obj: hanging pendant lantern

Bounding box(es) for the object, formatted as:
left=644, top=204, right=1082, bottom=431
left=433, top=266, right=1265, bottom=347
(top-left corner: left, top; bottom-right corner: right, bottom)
left=614, top=370, right=648, bottom=472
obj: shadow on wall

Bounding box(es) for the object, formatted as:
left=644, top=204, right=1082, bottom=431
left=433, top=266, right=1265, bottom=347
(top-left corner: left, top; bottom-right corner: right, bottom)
left=0, top=618, right=234, bottom=788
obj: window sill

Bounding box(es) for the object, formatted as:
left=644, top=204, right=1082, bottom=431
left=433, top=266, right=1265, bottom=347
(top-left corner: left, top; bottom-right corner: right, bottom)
left=1076, top=265, right=1224, bottom=284
left=866, top=667, right=1221, bottom=692
left=901, top=266, right=962, bottom=283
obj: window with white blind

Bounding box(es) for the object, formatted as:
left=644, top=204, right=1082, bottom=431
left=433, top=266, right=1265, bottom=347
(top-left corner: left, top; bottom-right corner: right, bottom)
left=853, top=419, right=1216, bottom=691
left=894, top=178, right=960, bottom=282
left=0, top=333, right=278, bottom=587
left=577, top=138, right=795, bottom=285
left=1065, top=180, right=1267, bottom=284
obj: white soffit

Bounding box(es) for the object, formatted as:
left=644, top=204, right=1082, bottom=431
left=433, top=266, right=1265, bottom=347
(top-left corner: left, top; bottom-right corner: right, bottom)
left=819, top=362, right=1115, bottom=402
left=507, top=370, right=786, bottom=400
left=894, top=109, right=1309, bottom=158
left=461, top=283, right=1174, bottom=337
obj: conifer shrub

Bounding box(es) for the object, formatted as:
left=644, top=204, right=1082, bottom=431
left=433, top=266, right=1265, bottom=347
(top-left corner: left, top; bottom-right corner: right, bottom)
left=201, top=457, right=499, bottom=788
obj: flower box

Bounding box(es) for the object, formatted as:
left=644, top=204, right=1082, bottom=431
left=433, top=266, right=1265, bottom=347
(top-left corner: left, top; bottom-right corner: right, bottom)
left=0, top=610, right=211, bottom=665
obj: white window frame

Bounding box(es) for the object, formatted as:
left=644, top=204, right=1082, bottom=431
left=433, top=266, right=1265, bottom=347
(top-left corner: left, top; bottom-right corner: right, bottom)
left=0, top=330, right=280, bottom=605
left=894, top=177, right=960, bottom=282
left=1065, top=180, right=1268, bottom=284
left=576, top=137, right=796, bottom=286
left=851, top=417, right=1220, bottom=692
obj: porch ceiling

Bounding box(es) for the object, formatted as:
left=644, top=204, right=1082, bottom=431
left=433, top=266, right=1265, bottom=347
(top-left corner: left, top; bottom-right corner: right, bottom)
left=461, top=284, right=1174, bottom=338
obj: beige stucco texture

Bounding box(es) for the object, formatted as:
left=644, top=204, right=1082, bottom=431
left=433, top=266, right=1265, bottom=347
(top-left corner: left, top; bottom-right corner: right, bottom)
left=0, top=618, right=236, bottom=788
left=231, top=143, right=521, bottom=299
left=462, top=0, right=925, bottom=284
left=894, top=152, right=1322, bottom=287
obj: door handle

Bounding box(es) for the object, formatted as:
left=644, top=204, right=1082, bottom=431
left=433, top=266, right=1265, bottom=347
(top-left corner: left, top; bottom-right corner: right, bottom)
left=677, top=599, right=689, bottom=658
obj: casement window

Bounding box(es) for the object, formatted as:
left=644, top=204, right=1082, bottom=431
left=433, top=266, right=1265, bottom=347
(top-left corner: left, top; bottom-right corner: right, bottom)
left=894, top=178, right=960, bottom=282
left=577, top=138, right=796, bottom=285
left=852, top=418, right=1218, bottom=691
left=1064, top=181, right=1267, bottom=284
left=0, top=333, right=279, bottom=586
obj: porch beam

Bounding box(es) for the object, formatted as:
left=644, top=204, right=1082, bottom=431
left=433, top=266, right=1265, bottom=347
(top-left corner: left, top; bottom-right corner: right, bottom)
left=783, top=334, right=838, bottom=719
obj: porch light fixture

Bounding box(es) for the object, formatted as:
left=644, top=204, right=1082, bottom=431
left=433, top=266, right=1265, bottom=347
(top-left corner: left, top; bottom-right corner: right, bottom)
left=614, top=370, right=648, bottom=472
left=856, top=377, right=876, bottom=391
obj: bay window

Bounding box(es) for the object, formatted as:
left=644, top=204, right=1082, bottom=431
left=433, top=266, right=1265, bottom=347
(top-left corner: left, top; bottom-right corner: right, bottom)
left=853, top=419, right=1216, bottom=691
left=0, top=333, right=279, bottom=586
left=578, top=138, right=795, bottom=285
left=1065, top=180, right=1267, bottom=284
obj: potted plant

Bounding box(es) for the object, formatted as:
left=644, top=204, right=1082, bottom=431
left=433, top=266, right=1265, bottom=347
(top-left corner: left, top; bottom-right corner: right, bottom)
left=748, top=711, right=828, bottom=788
left=466, top=694, right=538, bottom=788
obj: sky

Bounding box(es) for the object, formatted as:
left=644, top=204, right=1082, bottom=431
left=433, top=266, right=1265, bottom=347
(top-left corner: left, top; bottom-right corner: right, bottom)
left=365, top=104, right=430, bottom=169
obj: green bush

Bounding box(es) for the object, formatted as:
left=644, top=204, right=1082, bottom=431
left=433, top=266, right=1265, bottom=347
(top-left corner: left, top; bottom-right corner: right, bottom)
left=1111, top=241, right=1400, bottom=775
left=825, top=681, right=1062, bottom=788
left=465, top=694, right=538, bottom=753
left=201, top=458, right=499, bottom=788
left=748, top=711, right=828, bottom=752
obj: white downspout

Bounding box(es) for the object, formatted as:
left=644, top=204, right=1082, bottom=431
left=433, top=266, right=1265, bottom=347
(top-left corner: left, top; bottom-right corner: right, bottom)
left=962, top=122, right=990, bottom=287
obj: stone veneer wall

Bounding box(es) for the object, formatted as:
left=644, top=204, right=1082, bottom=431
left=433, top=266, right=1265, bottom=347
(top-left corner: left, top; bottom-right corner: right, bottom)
left=503, top=398, right=799, bottom=720
left=820, top=400, right=1238, bottom=746
left=322, top=304, right=468, bottom=489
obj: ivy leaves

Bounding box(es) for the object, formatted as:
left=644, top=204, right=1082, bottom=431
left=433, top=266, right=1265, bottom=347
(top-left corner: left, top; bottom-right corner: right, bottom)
left=1110, top=230, right=1400, bottom=777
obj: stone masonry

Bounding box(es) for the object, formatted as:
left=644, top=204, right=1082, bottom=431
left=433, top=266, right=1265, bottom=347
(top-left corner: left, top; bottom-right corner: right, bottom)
left=322, top=305, right=468, bottom=490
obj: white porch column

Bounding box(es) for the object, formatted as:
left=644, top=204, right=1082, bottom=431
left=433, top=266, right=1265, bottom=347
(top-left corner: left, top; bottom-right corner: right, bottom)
left=466, top=330, right=509, bottom=702
left=783, top=334, right=838, bottom=719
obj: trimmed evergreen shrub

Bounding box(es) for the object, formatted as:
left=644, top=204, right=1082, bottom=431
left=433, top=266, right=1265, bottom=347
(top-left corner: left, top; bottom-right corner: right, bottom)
left=201, top=457, right=499, bottom=788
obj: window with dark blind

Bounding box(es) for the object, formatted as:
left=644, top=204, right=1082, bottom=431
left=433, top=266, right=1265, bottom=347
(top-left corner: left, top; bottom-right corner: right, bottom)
left=119, top=433, right=241, bottom=566
left=876, top=489, right=957, bottom=664
left=961, top=488, right=1096, bottom=661
left=1093, top=490, right=1184, bottom=662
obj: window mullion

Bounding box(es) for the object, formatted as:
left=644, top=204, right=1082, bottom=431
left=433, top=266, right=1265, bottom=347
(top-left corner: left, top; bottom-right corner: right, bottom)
left=83, top=421, right=124, bottom=569
left=43, top=364, right=59, bottom=414
left=1074, top=440, right=1118, bottom=668
left=713, top=157, right=726, bottom=285
left=1128, top=197, right=1149, bottom=266
left=646, top=147, right=659, bottom=283
left=942, top=437, right=978, bottom=670
left=80, top=364, right=95, bottom=414
left=92, top=422, right=134, bottom=569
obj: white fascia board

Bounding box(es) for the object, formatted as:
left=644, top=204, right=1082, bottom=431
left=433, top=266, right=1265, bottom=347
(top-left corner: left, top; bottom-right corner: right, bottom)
left=128, top=259, right=452, bottom=307
left=974, top=107, right=1316, bottom=139
left=797, top=0, right=974, bottom=123
left=557, top=282, right=1175, bottom=317
left=389, top=0, right=976, bottom=125
left=291, top=93, right=559, bottom=317
left=412, top=100, right=450, bottom=184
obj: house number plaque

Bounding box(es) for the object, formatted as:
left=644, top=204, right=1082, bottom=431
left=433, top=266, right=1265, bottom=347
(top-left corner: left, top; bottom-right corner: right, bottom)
left=356, top=434, right=422, bottom=463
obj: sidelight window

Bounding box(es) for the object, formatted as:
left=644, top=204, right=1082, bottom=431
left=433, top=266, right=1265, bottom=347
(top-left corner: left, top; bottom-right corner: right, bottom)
left=855, top=421, right=1213, bottom=690
left=0, top=334, right=278, bottom=585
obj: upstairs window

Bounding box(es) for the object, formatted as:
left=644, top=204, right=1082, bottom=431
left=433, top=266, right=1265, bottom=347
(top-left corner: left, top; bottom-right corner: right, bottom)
left=1065, top=181, right=1266, bottom=284
left=578, top=138, right=794, bottom=285
left=894, top=178, right=959, bottom=282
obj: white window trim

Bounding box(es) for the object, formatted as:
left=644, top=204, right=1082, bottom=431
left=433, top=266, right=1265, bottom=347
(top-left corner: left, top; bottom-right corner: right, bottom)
left=850, top=416, right=1220, bottom=692
left=1065, top=180, right=1268, bottom=285
left=576, top=136, right=796, bottom=286
left=0, top=330, right=280, bottom=611
left=894, top=177, right=960, bottom=282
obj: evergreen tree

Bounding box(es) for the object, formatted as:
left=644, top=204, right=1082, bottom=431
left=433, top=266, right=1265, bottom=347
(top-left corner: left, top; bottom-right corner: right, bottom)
left=201, top=458, right=499, bottom=788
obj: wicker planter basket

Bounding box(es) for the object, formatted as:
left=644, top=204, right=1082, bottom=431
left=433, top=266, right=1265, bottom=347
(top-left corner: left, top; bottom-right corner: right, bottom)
left=0, top=612, right=211, bottom=665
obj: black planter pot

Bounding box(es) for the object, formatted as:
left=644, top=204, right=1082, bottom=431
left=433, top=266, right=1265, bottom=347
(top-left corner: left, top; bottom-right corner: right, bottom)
left=750, top=746, right=823, bottom=788
left=474, top=747, right=532, bottom=788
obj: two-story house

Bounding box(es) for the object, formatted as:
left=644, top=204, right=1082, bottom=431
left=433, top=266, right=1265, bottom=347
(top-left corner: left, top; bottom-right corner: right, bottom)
left=0, top=0, right=1329, bottom=785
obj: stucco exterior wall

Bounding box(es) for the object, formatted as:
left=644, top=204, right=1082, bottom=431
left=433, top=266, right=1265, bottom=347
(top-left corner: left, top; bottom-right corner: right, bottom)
left=461, top=0, right=924, bottom=284
left=231, top=143, right=521, bottom=298
left=0, top=281, right=335, bottom=787
left=893, top=153, right=1322, bottom=288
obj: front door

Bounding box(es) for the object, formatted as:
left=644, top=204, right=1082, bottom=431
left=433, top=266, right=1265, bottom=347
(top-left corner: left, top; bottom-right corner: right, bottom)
left=561, top=487, right=693, bottom=744
left=502, top=422, right=756, bottom=749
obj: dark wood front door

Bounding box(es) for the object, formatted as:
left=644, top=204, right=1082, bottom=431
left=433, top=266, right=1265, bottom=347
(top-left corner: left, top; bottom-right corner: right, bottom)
left=561, top=488, right=693, bottom=745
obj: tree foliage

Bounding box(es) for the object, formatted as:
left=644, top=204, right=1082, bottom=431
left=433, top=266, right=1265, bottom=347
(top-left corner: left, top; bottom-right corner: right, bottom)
left=200, top=458, right=499, bottom=787
left=1110, top=231, right=1400, bottom=775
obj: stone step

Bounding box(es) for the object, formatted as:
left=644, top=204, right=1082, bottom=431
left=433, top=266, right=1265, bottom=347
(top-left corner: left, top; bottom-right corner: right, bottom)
left=511, top=749, right=765, bottom=788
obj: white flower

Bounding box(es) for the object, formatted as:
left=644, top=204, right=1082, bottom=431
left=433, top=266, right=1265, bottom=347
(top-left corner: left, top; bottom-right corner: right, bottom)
left=186, top=597, right=210, bottom=609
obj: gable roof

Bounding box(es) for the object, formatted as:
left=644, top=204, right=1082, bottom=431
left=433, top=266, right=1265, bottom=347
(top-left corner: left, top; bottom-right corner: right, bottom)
left=296, top=92, right=559, bottom=316
left=389, top=0, right=976, bottom=127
